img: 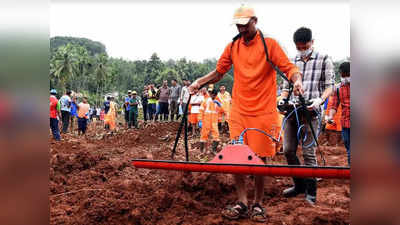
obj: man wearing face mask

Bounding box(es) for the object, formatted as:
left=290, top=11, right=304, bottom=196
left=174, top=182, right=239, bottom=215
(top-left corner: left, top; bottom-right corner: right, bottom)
left=280, top=27, right=334, bottom=205
left=189, top=4, right=303, bottom=222
left=326, top=62, right=351, bottom=165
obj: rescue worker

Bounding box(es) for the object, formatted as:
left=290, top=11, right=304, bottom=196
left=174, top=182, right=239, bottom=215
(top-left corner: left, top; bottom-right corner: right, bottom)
left=280, top=27, right=334, bottom=205
left=104, top=96, right=111, bottom=130
left=198, top=89, right=224, bottom=154
left=104, top=96, right=117, bottom=133
left=147, top=84, right=157, bottom=121
left=326, top=61, right=351, bottom=165
left=169, top=79, right=181, bottom=121
left=189, top=88, right=205, bottom=136
left=189, top=4, right=303, bottom=222
left=324, top=84, right=343, bottom=146
left=128, top=91, right=139, bottom=129
left=217, top=85, right=232, bottom=133
left=124, top=91, right=132, bottom=128
left=141, top=85, right=149, bottom=122
left=50, top=89, right=61, bottom=141
left=77, top=97, right=90, bottom=135
left=59, top=90, right=72, bottom=133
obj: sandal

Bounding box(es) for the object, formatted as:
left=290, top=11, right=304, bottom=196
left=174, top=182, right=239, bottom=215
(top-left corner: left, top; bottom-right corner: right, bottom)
left=250, top=203, right=267, bottom=223
left=221, top=202, right=249, bottom=220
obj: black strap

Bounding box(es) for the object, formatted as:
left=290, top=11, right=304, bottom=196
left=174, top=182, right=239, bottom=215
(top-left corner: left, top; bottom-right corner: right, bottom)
left=258, top=30, right=294, bottom=101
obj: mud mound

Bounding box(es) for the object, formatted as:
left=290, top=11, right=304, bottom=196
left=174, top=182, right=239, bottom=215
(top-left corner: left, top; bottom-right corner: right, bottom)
left=50, top=120, right=350, bottom=224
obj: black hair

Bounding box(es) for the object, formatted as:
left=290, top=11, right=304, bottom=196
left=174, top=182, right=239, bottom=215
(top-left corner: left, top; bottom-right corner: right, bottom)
left=293, top=27, right=312, bottom=43
left=107, top=96, right=111, bottom=100
left=66, top=90, right=72, bottom=95
left=339, top=62, right=350, bottom=75
left=172, top=79, right=177, bottom=82
left=210, top=89, right=218, bottom=95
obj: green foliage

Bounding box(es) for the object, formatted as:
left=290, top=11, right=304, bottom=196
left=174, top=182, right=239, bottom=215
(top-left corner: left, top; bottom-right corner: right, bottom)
left=50, top=36, right=107, bottom=57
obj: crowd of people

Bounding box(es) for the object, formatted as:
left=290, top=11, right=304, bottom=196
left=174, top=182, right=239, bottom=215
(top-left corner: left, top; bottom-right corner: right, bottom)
left=49, top=4, right=351, bottom=223
left=48, top=78, right=232, bottom=145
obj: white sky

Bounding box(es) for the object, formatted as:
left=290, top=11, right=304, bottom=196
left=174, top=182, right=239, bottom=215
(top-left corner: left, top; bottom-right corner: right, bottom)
left=50, top=1, right=350, bottom=62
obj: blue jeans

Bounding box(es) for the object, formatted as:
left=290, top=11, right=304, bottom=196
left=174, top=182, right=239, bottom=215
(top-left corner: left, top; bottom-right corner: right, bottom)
left=342, top=128, right=350, bottom=166
left=147, top=103, right=156, bottom=120
left=78, top=117, right=88, bottom=134
left=50, top=118, right=60, bottom=140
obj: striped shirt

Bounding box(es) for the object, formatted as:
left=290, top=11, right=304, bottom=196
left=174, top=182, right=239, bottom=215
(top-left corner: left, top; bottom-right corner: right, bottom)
left=283, top=51, right=335, bottom=101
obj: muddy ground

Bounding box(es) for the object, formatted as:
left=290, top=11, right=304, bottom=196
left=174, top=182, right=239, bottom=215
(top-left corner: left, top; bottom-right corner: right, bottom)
left=50, top=120, right=350, bottom=225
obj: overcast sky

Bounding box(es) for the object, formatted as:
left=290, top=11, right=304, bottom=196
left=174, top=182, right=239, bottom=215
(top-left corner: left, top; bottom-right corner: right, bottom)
left=50, top=1, right=350, bottom=62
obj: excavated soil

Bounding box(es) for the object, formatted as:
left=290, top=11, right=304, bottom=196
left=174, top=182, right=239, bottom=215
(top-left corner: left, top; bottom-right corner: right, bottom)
left=50, top=120, right=350, bottom=225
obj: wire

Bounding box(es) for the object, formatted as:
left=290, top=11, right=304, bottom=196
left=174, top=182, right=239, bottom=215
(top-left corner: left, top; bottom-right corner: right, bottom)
left=237, top=101, right=326, bottom=166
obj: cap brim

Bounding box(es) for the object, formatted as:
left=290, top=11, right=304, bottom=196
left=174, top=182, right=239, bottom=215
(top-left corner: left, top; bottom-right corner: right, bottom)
left=232, top=17, right=251, bottom=25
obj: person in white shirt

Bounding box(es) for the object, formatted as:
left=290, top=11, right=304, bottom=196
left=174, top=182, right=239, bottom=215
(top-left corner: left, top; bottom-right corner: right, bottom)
left=59, top=90, right=72, bottom=133
left=188, top=87, right=205, bottom=136
left=180, top=79, right=191, bottom=113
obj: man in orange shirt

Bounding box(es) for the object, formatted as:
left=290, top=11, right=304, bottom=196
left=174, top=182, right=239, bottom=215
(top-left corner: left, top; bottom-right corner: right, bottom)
left=189, top=4, right=303, bottom=222
left=217, top=85, right=231, bottom=134
left=198, top=89, right=224, bottom=154
left=77, top=97, right=90, bottom=136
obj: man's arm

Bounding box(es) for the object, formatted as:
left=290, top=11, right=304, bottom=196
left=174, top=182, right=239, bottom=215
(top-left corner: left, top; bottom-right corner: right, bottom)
left=326, top=88, right=339, bottom=122
left=189, top=70, right=224, bottom=94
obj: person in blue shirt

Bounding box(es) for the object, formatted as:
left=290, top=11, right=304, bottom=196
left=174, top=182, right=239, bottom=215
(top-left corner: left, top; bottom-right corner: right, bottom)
left=124, top=91, right=132, bottom=128
left=69, top=95, right=78, bottom=133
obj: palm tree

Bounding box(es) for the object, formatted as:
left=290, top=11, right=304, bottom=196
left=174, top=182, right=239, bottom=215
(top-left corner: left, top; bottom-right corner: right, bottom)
left=51, top=44, right=78, bottom=91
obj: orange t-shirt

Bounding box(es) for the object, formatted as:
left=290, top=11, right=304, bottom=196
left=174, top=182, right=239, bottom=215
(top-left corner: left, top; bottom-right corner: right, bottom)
left=77, top=103, right=90, bottom=119
left=216, top=30, right=299, bottom=116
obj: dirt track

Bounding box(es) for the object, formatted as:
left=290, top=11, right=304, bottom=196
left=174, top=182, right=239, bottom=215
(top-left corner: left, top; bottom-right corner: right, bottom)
left=50, top=121, right=350, bottom=225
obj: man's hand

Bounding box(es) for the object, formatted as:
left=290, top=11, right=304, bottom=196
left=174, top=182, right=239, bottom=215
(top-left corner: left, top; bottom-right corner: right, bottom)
left=324, top=115, right=335, bottom=124
left=307, top=97, right=323, bottom=111
left=293, top=79, right=304, bottom=96
left=213, top=100, right=222, bottom=107
left=277, top=98, right=286, bottom=114
left=188, top=81, right=200, bottom=95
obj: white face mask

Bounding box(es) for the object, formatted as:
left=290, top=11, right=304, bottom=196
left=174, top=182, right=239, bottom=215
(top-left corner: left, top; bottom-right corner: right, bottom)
left=298, top=48, right=313, bottom=58
left=341, top=77, right=351, bottom=84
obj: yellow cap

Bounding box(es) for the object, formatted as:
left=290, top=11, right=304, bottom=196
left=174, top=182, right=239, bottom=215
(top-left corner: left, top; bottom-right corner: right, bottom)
left=232, top=4, right=255, bottom=25
left=132, top=91, right=137, bottom=94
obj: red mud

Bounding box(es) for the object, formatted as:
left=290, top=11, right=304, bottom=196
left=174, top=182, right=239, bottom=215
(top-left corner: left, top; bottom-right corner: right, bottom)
left=50, top=121, right=350, bottom=225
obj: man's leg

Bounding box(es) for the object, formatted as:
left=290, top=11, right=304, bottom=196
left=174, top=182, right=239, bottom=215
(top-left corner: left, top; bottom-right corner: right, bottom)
left=254, top=157, right=267, bottom=205
left=234, top=175, right=248, bottom=205
left=301, top=117, right=319, bottom=204
left=143, top=104, right=148, bottom=122
left=61, top=111, right=67, bottom=133
left=128, top=110, right=133, bottom=128
left=50, top=118, right=61, bottom=140
left=169, top=101, right=174, bottom=121
left=69, top=116, right=74, bottom=133
left=283, top=118, right=306, bottom=197
left=82, top=118, right=87, bottom=134
left=164, top=102, right=169, bottom=121
left=342, top=128, right=350, bottom=165
left=134, top=111, right=138, bottom=128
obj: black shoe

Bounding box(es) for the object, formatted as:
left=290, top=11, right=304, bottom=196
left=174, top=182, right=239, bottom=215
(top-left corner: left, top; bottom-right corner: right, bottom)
left=283, top=186, right=304, bottom=198
left=305, top=178, right=317, bottom=205
left=305, top=194, right=316, bottom=205
left=283, top=178, right=306, bottom=198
